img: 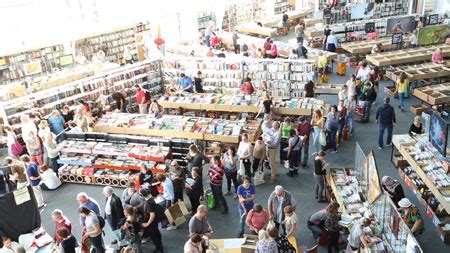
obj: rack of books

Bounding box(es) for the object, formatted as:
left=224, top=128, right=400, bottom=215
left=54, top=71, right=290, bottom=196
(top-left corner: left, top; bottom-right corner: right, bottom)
left=162, top=57, right=317, bottom=98
left=75, top=23, right=149, bottom=64
left=392, top=134, right=450, bottom=243
left=366, top=44, right=450, bottom=67
left=93, top=113, right=261, bottom=144
left=0, top=44, right=65, bottom=84
left=197, top=11, right=216, bottom=32
left=385, top=62, right=450, bottom=82
left=222, top=0, right=267, bottom=31
left=274, top=0, right=292, bottom=14
left=1, top=60, right=162, bottom=126
left=159, top=93, right=327, bottom=116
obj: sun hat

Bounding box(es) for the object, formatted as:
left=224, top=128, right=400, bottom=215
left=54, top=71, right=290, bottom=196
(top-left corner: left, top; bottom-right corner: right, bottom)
left=398, top=198, right=412, bottom=208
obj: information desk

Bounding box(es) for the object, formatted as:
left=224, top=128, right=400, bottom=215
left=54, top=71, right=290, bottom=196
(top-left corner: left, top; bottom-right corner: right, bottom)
left=385, top=62, right=450, bottom=82
left=93, top=113, right=261, bottom=144
left=413, top=83, right=450, bottom=106
left=366, top=44, right=450, bottom=67
left=159, top=93, right=328, bottom=116
left=341, top=37, right=412, bottom=55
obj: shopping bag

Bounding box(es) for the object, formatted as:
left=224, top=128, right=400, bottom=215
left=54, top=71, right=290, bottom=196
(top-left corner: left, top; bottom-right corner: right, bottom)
left=319, top=131, right=327, bottom=146
left=11, top=139, right=24, bottom=156
left=205, top=189, right=215, bottom=209
left=238, top=160, right=245, bottom=177
left=337, top=62, right=346, bottom=75
left=267, top=220, right=276, bottom=231
left=254, top=164, right=265, bottom=186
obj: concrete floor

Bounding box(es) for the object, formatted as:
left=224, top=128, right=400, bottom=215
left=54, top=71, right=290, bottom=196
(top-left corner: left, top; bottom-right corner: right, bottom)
left=31, top=70, right=450, bottom=253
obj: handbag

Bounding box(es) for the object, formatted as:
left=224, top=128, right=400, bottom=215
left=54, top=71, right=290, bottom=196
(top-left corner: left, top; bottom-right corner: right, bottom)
left=319, top=131, right=327, bottom=146
left=238, top=160, right=245, bottom=176
left=11, top=137, right=24, bottom=156
left=267, top=220, right=276, bottom=231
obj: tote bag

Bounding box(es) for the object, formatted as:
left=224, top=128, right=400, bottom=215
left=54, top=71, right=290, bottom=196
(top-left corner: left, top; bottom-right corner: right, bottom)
left=319, top=131, right=327, bottom=146
left=11, top=137, right=24, bottom=156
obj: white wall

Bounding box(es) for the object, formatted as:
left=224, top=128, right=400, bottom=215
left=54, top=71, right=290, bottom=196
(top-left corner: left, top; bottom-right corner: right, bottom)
left=0, top=0, right=219, bottom=56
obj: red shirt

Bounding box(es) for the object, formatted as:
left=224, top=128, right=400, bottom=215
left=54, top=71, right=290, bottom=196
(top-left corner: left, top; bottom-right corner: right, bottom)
left=241, top=83, right=255, bottom=95
left=247, top=209, right=269, bottom=231
left=271, top=44, right=278, bottom=56
left=54, top=218, right=72, bottom=244
left=297, top=122, right=312, bottom=141
left=136, top=89, right=148, bottom=104
left=211, top=37, right=220, bottom=48
left=208, top=164, right=224, bottom=185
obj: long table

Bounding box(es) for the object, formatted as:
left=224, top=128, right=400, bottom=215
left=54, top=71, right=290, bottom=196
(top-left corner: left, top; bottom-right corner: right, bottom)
left=366, top=44, right=450, bottom=67
left=413, top=83, right=450, bottom=106
left=385, top=61, right=450, bottom=81
left=341, top=37, right=412, bottom=54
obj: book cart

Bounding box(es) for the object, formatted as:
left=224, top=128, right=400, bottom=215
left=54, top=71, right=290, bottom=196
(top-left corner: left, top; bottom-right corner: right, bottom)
left=326, top=143, right=423, bottom=252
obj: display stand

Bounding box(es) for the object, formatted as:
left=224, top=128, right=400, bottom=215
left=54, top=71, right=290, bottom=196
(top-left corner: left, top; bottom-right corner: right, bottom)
left=93, top=113, right=262, bottom=144
left=366, top=45, right=450, bottom=67
left=341, top=37, right=411, bottom=55
left=326, top=143, right=423, bottom=251
left=412, top=83, right=450, bottom=107
left=391, top=134, right=450, bottom=243
left=385, top=62, right=450, bottom=82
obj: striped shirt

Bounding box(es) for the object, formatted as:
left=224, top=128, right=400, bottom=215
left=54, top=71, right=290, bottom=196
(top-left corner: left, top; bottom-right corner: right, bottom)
left=208, top=164, right=224, bottom=186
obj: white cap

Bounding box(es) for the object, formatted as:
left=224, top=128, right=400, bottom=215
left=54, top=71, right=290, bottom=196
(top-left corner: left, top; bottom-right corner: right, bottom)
left=398, top=198, right=412, bottom=208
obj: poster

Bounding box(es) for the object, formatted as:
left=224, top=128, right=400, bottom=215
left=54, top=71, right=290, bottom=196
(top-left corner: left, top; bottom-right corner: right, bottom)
left=350, top=3, right=374, bottom=20
left=367, top=152, right=382, bottom=204
left=386, top=16, right=415, bottom=35
left=59, top=55, right=74, bottom=67
left=429, top=113, right=448, bottom=156
left=23, top=61, right=42, bottom=76
left=13, top=187, right=31, bottom=205
left=417, top=25, right=448, bottom=46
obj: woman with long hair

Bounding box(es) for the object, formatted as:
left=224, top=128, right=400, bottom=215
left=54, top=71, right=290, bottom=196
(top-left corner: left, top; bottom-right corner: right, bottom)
left=223, top=145, right=239, bottom=199
left=325, top=200, right=341, bottom=253
left=311, top=109, right=325, bottom=154
left=395, top=72, right=409, bottom=112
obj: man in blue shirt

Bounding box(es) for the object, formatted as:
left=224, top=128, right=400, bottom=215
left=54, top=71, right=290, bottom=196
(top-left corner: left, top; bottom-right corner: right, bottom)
left=76, top=192, right=101, bottom=226
left=178, top=73, right=193, bottom=92
left=48, top=110, right=66, bottom=142
left=237, top=176, right=256, bottom=237
left=21, top=155, right=45, bottom=207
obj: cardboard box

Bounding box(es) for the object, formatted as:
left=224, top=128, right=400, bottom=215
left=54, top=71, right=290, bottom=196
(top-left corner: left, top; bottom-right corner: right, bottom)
left=392, top=154, right=409, bottom=168
left=410, top=104, right=428, bottom=115
left=241, top=234, right=259, bottom=253
left=164, top=201, right=189, bottom=227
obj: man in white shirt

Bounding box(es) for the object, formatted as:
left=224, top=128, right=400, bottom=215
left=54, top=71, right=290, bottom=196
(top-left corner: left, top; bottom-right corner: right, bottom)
left=39, top=166, right=61, bottom=190
left=356, top=62, right=371, bottom=82
left=0, top=237, right=19, bottom=253
left=263, top=121, right=281, bottom=183
left=20, top=115, right=37, bottom=144
left=326, top=31, right=338, bottom=52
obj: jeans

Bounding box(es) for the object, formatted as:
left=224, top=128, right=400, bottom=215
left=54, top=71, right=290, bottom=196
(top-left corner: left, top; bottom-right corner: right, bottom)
left=205, top=35, right=210, bottom=47
left=239, top=208, right=247, bottom=234
left=327, top=230, right=340, bottom=253
left=346, top=116, right=355, bottom=135
left=398, top=92, right=405, bottom=109
left=362, top=101, right=373, bottom=122
left=90, top=234, right=105, bottom=253
left=326, top=129, right=337, bottom=151
left=314, top=174, right=325, bottom=199
left=338, top=119, right=346, bottom=137
left=210, top=183, right=228, bottom=211
left=280, top=139, right=288, bottom=161
left=307, top=220, right=324, bottom=239
left=225, top=170, right=239, bottom=193
left=296, top=36, right=304, bottom=45
left=298, top=140, right=309, bottom=166
left=378, top=123, right=393, bottom=148
left=49, top=156, right=60, bottom=176
left=312, top=128, right=322, bottom=153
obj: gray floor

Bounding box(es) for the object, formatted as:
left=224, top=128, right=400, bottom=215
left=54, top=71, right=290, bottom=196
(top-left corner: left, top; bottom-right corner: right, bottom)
left=32, top=70, right=450, bottom=253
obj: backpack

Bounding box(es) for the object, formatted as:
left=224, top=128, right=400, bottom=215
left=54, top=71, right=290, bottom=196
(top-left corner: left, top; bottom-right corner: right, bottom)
left=97, top=215, right=106, bottom=230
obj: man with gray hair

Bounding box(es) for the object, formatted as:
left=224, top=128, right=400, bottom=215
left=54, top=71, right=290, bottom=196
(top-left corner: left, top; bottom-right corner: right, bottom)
left=267, top=185, right=296, bottom=233
left=76, top=192, right=100, bottom=226
left=51, top=209, right=72, bottom=244
left=102, top=186, right=124, bottom=244
left=263, top=121, right=281, bottom=183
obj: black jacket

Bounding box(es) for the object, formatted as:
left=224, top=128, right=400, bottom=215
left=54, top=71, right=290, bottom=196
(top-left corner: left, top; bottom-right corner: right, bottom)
left=376, top=104, right=396, bottom=125
left=365, top=87, right=377, bottom=102
left=107, top=193, right=125, bottom=229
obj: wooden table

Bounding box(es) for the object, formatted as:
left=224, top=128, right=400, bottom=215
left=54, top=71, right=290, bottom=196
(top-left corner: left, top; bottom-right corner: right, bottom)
left=341, top=37, right=412, bottom=54
left=385, top=61, right=450, bottom=81
left=366, top=44, right=450, bottom=67
left=262, top=8, right=313, bottom=27
left=392, top=136, right=450, bottom=213
left=412, top=83, right=450, bottom=106
left=235, top=24, right=278, bottom=38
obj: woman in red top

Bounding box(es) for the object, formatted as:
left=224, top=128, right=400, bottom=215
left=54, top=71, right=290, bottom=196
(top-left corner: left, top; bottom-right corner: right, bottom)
left=270, top=40, right=278, bottom=58
left=241, top=78, right=255, bottom=95
left=246, top=204, right=269, bottom=235
left=210, top=33, right=220, bottom=49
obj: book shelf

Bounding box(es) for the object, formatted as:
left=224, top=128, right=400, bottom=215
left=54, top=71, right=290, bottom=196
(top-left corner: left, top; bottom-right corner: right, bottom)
left=75, top=23, right=149, bottom=64
left=57, top=133, right=194, bottom=188
left=197, top=11, right=216, bottom=32
left=222, top=0, right=267, bottom=31
left=162, top=57, right=316, bottom=98
left=274, top=0, right=292, bottom=14
left=0, top=44, right=65, bottom=85
left=1, top=60, right=162, bottom=126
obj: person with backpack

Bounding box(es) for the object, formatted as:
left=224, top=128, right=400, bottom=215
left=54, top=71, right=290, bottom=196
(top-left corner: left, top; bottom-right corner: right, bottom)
left=79, top=206, right=105, bottom=253
left=286, top=129, right=302, bottom=177
left=139, top=189, right=164, bottom=253
left=134, top=84, right=149, bottom=114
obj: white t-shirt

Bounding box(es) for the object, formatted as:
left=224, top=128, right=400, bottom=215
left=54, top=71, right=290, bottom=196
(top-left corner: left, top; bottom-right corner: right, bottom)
left=284, top=213, right=299, bottom=236
left=21, top=122, right=37, bottom=143
left=40, top=170, right=61, bottom=190
left=357, top=67, right=370, bottom=82
left=0, top=242, right=20, bottom=253
left=237, top=142, right=253, bottom=160
left=184, top=239, right=203, bottom=253
left=163, top=178, right=175, bottom=201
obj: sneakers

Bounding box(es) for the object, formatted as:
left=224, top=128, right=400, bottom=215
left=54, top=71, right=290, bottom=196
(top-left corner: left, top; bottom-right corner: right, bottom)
left=386, top=143, right=392, bottom=146
left=224, top=191, right=231, bottom=196
left=331, top=150, right=338, bottom=154
left=378, top=146, right=383, bottom=150
left=166, top=225, right=177, bottom=231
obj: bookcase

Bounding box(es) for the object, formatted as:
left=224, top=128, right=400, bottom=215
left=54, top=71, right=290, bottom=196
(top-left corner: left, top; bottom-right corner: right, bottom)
left=162, top=57, right=315, bottom=98
left=197, top=11, right=216, bottom=32
left=0, top=44, right=65, bottom=85
left=1, top=60, right=162, bottom=126
left=75, top=23, right=149, bottom=64
left=222, top=0, right=267, bottom=31
left=274, top=0, right=292, bottom=14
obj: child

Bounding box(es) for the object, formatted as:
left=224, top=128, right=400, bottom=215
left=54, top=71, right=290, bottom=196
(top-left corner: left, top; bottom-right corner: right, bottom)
left=283, top=205, right=298, bottom=239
